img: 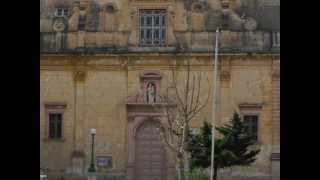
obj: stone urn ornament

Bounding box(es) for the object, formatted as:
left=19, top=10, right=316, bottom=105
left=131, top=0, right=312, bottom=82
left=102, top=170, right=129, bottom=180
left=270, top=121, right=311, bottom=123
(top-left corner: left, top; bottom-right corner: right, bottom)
left=243, top=17, right=258, bottom=31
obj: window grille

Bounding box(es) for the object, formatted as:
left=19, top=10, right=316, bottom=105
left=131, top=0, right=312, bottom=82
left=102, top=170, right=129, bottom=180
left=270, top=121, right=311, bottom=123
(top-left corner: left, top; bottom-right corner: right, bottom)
left=55, top=8, right=69, bottom=17
left=49, top=113, right=62, bottom=139
left=139, top=10, right=166, bottom=46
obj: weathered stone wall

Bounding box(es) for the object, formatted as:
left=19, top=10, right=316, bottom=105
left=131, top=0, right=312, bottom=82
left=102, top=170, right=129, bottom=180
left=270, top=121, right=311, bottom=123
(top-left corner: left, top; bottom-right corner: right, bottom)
left=40, top=70, right=75, bottom=172
left=40, top=54, right=280, bottom=178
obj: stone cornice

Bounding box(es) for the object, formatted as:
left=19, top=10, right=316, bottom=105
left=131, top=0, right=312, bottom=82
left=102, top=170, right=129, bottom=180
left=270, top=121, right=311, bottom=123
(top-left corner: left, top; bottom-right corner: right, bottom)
left=40, top=54, right=279, bottom=71
left=40, top=53, right=279, bottom=72
left=40, top=52, right=280, bottom=56
left=40, top=53, right=280, bottom=61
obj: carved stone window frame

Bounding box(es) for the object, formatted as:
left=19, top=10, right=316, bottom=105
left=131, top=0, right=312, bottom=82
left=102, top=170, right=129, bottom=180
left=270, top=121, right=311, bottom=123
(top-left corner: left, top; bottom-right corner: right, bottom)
left=44, top=102, right=67, bottom=142
left=239, top=103, right=263, bottom=144
left=54, top=1, right=71, bottom=18
left=129, top=0, right=174, bottom=47
left=55, top=7, right=70, bottom=17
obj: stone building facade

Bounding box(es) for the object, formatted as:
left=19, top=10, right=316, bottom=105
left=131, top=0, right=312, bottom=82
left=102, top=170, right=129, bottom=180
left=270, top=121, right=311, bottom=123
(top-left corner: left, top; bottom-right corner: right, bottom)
left=40, top=0, right=280, bottom=180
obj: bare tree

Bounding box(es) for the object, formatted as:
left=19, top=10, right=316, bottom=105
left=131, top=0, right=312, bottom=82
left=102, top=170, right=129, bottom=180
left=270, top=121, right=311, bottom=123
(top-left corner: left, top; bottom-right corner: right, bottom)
left=159, top=59, right=211, bottom=180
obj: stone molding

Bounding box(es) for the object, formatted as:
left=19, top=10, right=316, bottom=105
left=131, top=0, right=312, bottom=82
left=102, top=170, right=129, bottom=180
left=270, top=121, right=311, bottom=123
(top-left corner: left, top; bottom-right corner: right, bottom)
left=239, top=103, right=263, bottom=115
left=130, top=0, right=172, bottom=4
left=71, top=150, right=86, bottom=158
left=44, top=102, right=67, bottom=109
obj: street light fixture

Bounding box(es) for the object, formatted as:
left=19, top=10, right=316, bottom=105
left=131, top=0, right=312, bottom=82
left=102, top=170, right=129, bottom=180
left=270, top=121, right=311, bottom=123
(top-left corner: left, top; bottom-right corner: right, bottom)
left=88, top=128, right=96, bottom=173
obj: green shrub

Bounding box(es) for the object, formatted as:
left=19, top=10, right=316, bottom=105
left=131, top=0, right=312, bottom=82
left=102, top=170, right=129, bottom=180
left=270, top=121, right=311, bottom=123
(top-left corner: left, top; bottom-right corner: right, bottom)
left=184, top=168, right=209, bottom=180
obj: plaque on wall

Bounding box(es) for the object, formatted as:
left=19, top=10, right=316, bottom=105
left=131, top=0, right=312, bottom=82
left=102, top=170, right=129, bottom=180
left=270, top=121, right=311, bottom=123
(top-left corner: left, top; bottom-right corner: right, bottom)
left=97, top=156, right=112, bottom=168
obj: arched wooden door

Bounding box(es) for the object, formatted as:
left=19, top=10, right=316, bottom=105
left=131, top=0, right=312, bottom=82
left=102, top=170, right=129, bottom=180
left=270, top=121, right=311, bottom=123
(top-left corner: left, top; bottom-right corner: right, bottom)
left=135, top=120, right=167, bottom=180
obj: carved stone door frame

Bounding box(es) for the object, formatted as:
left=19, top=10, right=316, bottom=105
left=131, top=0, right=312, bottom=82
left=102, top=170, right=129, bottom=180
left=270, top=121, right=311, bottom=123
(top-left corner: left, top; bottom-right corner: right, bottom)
left=126, top=111, right=175, bottom=180
left=127, top=113, right=165, bottom=180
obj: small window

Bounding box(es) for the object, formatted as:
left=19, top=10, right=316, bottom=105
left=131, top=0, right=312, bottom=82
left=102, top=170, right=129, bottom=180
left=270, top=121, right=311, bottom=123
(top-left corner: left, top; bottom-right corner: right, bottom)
left=243, top=115, right=258, bottom=142
left=55, top=8, right=69, bottom=17
left=49, top=113, right=62, bottom=139
left=45, top=103, right=66, bottom=140
left=272, top=31, right=280, bottom=47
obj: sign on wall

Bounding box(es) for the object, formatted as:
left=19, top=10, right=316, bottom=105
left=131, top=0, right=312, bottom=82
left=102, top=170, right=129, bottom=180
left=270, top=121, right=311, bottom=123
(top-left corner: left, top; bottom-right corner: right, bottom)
left=96, top=156, right=112, bottom=168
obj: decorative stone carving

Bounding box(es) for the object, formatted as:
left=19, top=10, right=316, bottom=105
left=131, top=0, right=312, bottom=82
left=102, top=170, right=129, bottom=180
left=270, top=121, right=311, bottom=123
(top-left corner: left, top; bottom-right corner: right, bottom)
left=220, top=71, right=231, bottom=81
left=147, top=82, right=156, bottom=104
left=105, top=3, right=118, bottom=14
left=244, top=17, right=258, bottom=31
left=86, top=2, right=100, bottom=32
left=221, top=0, right=230, bottom=15
left=191, top=2, right=207, bottom=13
left=53, top=18, right=67, bottom=32
left=68, top=6, right=80, bottom=32
left=103, top=3, right=118, bottom=32
left=73, top=70, right=86, bottom=82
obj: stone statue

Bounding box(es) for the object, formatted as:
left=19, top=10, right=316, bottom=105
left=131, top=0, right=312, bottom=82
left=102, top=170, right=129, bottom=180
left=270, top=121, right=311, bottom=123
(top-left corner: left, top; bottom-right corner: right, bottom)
left=147, top=83, right=156, bottom=104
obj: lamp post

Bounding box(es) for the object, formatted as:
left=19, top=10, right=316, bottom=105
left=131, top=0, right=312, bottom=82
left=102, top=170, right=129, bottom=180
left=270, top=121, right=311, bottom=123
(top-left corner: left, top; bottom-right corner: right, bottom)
left=88, top=128, right=96, bottom=173
left=210, top=27, right=219, bottom=180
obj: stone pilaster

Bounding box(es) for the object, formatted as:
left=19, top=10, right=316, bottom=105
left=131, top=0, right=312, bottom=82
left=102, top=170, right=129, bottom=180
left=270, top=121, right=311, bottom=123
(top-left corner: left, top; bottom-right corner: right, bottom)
left=72, top=69, right=87, bottom=175
left=271, top=58, right=280, bottom=179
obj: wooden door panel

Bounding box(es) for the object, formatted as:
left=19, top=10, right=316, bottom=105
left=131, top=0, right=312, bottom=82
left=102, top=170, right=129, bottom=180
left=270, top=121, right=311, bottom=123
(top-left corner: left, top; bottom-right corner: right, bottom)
left=135, top=121, right=166, bottom=180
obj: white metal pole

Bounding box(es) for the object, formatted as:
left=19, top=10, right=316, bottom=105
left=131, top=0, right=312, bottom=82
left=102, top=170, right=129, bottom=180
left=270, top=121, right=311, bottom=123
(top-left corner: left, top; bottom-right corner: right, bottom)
left=210, top=27, right=219, bottom=180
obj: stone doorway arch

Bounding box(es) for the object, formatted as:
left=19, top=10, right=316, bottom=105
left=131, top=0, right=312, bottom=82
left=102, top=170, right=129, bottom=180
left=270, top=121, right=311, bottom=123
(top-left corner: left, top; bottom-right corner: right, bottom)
left=127, top=114, right=174, bottom=180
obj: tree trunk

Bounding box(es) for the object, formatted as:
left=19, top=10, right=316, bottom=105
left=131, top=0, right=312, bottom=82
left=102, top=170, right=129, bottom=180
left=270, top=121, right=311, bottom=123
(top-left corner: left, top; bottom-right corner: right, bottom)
left=177, top=154, right=185, bottom=180
left=214, top=166, right=218, bottom=180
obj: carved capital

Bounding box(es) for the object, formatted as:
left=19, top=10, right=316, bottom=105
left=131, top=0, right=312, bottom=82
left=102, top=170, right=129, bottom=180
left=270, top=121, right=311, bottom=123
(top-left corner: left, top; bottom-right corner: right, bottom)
left=220, top=71, right=230, bottom=81
left=272, top=68, right=280, bottom=80
left=73, top=70, right=86, bottom=82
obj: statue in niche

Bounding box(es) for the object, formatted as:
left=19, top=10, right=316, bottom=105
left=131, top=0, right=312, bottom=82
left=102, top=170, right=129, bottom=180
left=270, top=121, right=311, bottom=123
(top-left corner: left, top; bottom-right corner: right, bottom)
left=146, top=82, right=156, bottom=104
